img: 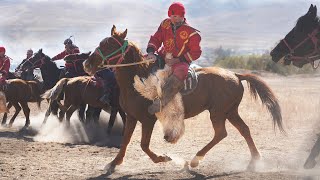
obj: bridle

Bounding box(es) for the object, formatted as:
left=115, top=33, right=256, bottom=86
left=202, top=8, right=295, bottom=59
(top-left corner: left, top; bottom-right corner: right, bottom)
left=94, top=37, right=155, bottom=68
left=23, top=54, right=46, bottom=69
left=282, top=26, right=320, bottom=68
left=94, top=37, right=131, bottom=67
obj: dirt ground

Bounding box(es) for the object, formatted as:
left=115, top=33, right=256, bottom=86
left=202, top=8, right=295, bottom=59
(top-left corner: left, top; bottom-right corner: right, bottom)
left=1, top=73, right=320, bottom=180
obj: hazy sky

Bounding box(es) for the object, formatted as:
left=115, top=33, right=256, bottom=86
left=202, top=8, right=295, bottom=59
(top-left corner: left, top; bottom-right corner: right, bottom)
left=0, top=0, right=319, bottom=66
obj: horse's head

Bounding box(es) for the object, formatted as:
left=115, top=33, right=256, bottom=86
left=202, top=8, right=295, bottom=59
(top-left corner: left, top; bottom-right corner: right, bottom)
left=84, top=25, right=131, bottom=75
left=270, top=4, right=320, bottom=67
left=21, top=49, right=49, bottom=70
left=64, top=52, right=91, bottom=62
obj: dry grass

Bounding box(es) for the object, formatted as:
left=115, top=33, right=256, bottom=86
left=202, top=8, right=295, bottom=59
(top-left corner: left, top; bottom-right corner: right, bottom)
left=0, top=74, right=319, bottom=179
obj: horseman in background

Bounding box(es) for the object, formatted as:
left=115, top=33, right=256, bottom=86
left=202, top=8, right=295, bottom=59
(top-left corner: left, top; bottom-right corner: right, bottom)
left=0, top=46, right=11, bottom=112
left=146, top=2, right=202, bottom=114
left=52, top=37, right=80, bottom=78
left=15, top=49, right=35, bottom=80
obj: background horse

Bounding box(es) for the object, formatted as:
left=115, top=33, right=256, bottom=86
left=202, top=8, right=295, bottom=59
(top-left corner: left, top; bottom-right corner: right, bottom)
left=62, top=53, right=102, bottom=123
left=42, top=75, right=126, bottom=134
left=19, top=49, right=89, bottom=123
left=83, top=25, right=284, bottom=172
left=1, top=79, right=43, bottom=127
left=270, top=4, right=320, bottom=169
left=20, top=49, right=61, bottom=118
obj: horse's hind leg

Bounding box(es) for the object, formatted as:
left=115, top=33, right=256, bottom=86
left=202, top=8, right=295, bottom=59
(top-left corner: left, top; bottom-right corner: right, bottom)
left=227, top=108, right=260, bottom=171
left=78, top=104, right=86, bottom=123
left=190, top=112, right=227, bottom=168
left=8, top=102, right=22, bottom=127
left=1, top=102, right=12, bottom=126
left=107, top=107, right=118, bottom=135
left=304, top=135, right=320, bottom=169
left=65, top=105, right=78, bottom=127
left=20, top=102, right=31, bottom=127
left=43, top=105, right=51, bottom=125
left=118, top=108, right=126, bottom=134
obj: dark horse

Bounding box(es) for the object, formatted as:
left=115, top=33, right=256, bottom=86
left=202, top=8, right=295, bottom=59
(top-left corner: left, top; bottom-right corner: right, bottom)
left=270, top=4, right=320, bottom=169
left=83, top=25, right=284, bottom=173
left=20, top=49, right=93, bottom=123
left=42, top=53, right=126, bottom=134
left=20, top=49, right=61, bottom=118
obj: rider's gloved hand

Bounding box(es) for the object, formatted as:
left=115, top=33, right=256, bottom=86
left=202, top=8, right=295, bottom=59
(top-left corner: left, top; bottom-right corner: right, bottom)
left=146, top=52, right=157, bottom=61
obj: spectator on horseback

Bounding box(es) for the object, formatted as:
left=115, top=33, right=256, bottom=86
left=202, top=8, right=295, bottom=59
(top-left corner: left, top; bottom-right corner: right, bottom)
left=52, top=37, right=80, bottom=79
left=95, top=68, right=117, bottom=106
left=146, top=2, right=202, bottom=114
left=16, top=49, right=35, bottom=80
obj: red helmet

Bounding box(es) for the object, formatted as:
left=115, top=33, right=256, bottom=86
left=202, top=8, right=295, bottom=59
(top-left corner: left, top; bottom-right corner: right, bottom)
left=0, top=46, right=5, bottom=53
left=168, top=2, right=185, bottom=17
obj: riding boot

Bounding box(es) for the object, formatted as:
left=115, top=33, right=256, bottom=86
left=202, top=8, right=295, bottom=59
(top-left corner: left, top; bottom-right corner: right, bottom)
left=148, top=74, right=184, bottom=114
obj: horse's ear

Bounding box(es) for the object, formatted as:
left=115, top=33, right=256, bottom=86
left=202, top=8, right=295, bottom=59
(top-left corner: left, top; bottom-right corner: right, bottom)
left=119, top=29, right=127, bottom=40
left=308, top=4, right=314, bottom=13
left=39, top=49, right=42, bottom=53
left=310, top=5, right=317, bottom=18
left=111, top=25, right=116, bottom=36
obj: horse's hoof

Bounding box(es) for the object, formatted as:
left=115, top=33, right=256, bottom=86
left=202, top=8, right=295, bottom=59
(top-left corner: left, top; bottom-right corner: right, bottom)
left=304, top=159, right=317, bottom=169
left=190, top=156, right=203, bottom=168
left=104, top=163, right=116, bottom=175
left=178, top=161, right=190, bottom=172
left=161, top=155, right=172, bottom=162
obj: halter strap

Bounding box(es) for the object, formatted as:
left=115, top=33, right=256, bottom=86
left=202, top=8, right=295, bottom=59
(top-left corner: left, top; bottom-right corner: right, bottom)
left=282, top=27, right=320, bottom=68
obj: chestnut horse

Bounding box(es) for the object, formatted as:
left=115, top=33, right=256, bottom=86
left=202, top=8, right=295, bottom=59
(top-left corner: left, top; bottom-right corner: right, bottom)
left=270, top=4, right=320, bottom=169
left=83, top=26, right=284, bottom=172
left=41, top=73, right=126, bottom=134
left=1, top=79, right=43, bottom=127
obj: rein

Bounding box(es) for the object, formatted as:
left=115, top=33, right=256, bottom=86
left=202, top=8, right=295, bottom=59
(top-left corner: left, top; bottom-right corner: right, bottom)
left=24, top=55, right=46, bottom=69
left=282, top=27, right=320, bottom=69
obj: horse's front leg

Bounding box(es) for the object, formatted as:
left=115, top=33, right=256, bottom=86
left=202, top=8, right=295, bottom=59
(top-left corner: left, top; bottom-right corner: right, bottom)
left=105, top=115, right=137, bottom=172
left=141, top=120, right=172, bottom=163
left=304, top=135, right=320, bottom=169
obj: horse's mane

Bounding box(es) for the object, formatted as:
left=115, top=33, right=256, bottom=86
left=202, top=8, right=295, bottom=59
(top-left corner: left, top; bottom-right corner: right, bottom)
left=295, top=13, right=320, bottom=31
left=43, top=54, right=59, bottom=69
left=128, top=41, right=144, bottom=63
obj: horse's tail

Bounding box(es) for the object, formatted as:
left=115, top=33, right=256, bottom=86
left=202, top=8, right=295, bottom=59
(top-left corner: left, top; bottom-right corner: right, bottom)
left=41, top=78, right=68, bottom=100
left=236, top=73, right=285, bottom=134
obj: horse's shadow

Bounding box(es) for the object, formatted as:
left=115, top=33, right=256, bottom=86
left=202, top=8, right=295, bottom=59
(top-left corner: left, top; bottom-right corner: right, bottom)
left=0, top=122, right=123, bottom=148
left=88, top=169, right=241, bottom=180
left=0, top=127, right=36, bottom=142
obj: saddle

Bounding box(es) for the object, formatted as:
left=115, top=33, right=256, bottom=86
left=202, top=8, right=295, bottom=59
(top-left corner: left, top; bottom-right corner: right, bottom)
left=152, top=56, right=199, bottom=95
left=180, top=67, right=198, bottom=95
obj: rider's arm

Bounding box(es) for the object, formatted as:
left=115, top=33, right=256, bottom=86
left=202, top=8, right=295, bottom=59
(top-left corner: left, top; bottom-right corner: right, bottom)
left=147, top=20, right=167, bottom=53
left=52, top=50, right=67, bottom=61
left=180, top=32, right=202, bottom=63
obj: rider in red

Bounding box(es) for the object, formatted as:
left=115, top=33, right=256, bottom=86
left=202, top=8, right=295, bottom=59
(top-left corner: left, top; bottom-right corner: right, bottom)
left=52, top=38, right=80, bottom=79
left=0, top=46, right=11, bottom=85
left=146, top=2, right=202, bottom=114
